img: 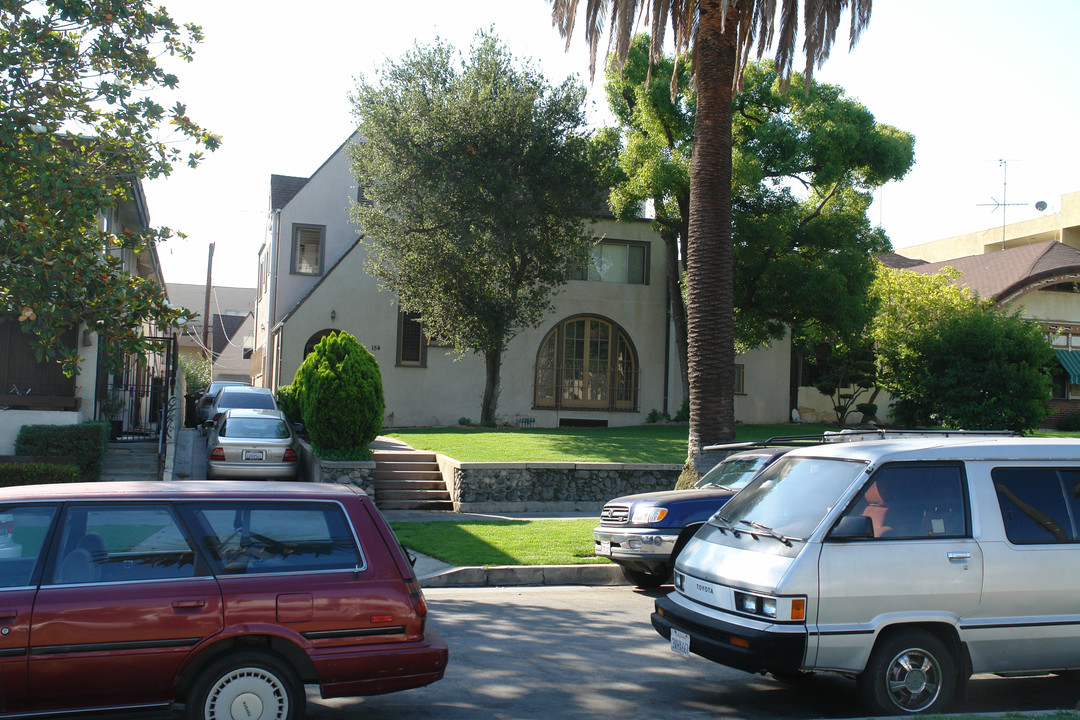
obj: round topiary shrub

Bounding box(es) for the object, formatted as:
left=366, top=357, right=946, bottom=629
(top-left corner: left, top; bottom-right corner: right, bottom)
left=1058, top=411, right=1080, bottom=432
left=275, top=384, right=302, bottom=427
left=293, top=331, right=385, bottom=455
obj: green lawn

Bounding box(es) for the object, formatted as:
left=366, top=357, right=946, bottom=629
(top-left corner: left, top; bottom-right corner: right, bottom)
left=390, top=518, right=605, bottom=566
left=386, top=423, right=834, bottom=463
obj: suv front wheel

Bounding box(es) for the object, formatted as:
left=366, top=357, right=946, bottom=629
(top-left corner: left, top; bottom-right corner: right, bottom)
left=187, top=649, right=305, bottom=720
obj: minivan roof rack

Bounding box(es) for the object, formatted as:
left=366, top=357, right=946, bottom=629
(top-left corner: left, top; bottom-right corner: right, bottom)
left=704, top=428, right=1018, bottom=453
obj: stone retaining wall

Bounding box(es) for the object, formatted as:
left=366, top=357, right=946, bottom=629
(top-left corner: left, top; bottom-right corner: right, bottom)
left=298, top=441, right=375, bottom=495
left=438, top=456, right=682, bottom=513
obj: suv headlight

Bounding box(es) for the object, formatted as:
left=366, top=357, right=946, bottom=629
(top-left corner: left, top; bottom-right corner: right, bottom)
left=631, top=506, right=668, bottom=524
left=733, top=591, right=806, bottom=622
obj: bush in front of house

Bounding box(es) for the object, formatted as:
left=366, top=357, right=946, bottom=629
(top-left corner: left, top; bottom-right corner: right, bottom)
left=0, top=462, right=81, bottom=487
left=14, top=421, right=109, bottom=480
left=293, top=331, right=385, bottom=458
left=1057, top=411, right=1080, bottom=432
left=275, top=383, right=302, bottom=427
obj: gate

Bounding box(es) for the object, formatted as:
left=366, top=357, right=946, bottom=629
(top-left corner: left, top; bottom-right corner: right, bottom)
left=96, top=336, right=178, bottom=453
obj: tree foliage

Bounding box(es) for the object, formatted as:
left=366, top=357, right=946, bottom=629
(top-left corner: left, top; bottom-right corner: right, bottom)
left=349, top=31, right=600, bottom=423
left=0, top=1, right=219, bottom=375
left=870, top=264, right=1054, bottom=432
left=293, top=332, right=385, bottom=456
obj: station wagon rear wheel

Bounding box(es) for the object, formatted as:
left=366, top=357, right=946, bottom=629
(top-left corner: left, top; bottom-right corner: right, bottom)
left=857, top=629, right=955, bottom=715
left=187, top=650, right=304, bottom=720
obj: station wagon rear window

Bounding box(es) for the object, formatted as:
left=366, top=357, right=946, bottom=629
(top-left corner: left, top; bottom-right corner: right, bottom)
left=180, top=501, right=363, bottom=575
left=993, top=467, right=1080, bottom=544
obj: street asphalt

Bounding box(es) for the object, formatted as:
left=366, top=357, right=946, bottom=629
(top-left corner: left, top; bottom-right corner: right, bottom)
left=173, top=427, right=629, bottom=588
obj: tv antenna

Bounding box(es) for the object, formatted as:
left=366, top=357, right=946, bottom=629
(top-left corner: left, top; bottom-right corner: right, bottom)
left=977, top=159, right=1026, bottom=250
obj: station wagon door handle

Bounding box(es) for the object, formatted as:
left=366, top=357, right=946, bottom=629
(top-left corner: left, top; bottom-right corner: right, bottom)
left=172, top=599, right=207, bottom=610
left=0, top=610, right=16, bottom=621
left=947, top=552, right=971, bottom=561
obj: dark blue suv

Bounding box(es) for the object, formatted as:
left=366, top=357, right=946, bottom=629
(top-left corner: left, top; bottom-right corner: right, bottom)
left=594, top=447, right=792, bottom=587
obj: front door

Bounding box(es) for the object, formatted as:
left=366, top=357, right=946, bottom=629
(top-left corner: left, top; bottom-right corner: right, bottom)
left=28, top=503, right=222, bottom=711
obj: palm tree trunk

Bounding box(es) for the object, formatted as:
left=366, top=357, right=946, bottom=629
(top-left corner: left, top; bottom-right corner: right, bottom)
left=684, top=3, right=738, bottom=476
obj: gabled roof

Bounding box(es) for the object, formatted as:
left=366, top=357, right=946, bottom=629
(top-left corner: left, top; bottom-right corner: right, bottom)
left=878, top=252, right=928, bottom=270
left=899, top=240, right=1080, bottom=302
left=212, top=313, right=250, bottom=359
left=270, top=175, right=309, bottom=210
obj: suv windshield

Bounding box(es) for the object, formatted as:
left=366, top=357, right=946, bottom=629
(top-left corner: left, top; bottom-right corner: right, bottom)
left=693, top=455, right=771, bottom=491
left=711, top=456, right=867, bottom=540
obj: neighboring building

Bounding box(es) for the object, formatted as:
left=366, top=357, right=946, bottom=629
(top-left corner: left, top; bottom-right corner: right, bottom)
left=0, top=180, right=178, bottom=453
left=252, top=134, right=791, bottom=428
left=167, top=283, right=255, bottom=383
left=871, top=190, right=1080, bottom=427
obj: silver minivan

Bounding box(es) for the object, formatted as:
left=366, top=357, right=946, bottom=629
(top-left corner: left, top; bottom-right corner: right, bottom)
left=652, top=435, right=1080, bottom=715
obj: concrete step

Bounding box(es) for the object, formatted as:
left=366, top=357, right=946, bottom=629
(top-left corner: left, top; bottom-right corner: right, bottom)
left=377, top=499, right=454, bottom=511
left=372, top=451, right=437, bottom=463
left=374, top=470, right=442, bottom=482
left=375, top=480, right=446, bottom=491
left=377, top=489, right=453, bottom=502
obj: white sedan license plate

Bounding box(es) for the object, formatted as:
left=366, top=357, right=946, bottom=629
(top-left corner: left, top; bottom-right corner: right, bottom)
left=671, top=628, right=690, bottom=658
left=243, top=450, right=266, bottom=461
left=598, top=540, right=611, bottom=556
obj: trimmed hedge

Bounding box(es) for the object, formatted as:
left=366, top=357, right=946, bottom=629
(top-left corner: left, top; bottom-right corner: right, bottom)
left=0, top=462, right=81, bottom=487
left=14, top=421, right=109, bottom=481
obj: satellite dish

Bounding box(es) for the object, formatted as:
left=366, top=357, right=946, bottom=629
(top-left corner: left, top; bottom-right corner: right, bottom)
left=1036, top=200, right=1048, bottom=212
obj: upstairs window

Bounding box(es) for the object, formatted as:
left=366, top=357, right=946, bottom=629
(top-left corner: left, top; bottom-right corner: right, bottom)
left=571, top=241, right=648, bottom=285
left=397, top=311, right=426, bottom=367
left=292, top=224, right=324, bottom=275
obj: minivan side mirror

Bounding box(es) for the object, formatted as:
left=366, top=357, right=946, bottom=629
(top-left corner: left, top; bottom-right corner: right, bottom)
left=828, top=514, right=874, bottom=541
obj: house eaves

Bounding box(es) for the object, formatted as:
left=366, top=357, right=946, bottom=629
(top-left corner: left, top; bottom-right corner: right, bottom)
left=275, top=236, right=366, bottom=328
left=270, top=132, right=362, bottom=211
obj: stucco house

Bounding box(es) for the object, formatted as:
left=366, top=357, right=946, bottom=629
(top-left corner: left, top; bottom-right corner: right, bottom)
left=167, top=282, right=255, bottom=383
left=251, top=134, right=791, bottom=428
left=0, top=179, right=179, bottom=453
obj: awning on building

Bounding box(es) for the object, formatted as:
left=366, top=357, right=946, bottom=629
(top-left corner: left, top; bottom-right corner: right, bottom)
left=1056, top=349, right=1080, bottom=384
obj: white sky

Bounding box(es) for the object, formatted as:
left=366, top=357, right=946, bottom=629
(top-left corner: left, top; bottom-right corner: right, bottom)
left=145, top=0, right=1080, bottom=288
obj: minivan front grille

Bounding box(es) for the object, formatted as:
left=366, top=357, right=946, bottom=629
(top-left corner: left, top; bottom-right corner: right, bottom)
left=601, top=504, right=630, bottom=524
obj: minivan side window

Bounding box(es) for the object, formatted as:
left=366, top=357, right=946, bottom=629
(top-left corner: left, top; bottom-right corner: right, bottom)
left=182, top=502, right=363, bottom=575
left=0, top=505, right=58, bottom=588
left=50, top=504, right=201, bottom=585
left=843, top=465, right=967, bottom=539
left=993, top=468, right=1080, bottom=544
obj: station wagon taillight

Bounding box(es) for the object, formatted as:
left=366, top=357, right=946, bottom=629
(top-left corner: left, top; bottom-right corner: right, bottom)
left=405, top=577, right=428, bottom=618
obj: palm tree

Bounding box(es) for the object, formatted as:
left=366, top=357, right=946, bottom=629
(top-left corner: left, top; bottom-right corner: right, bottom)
left=551, top=0, right=873, bottom=476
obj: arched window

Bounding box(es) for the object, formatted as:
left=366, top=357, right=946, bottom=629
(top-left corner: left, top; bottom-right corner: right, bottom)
left=534, top=316, right=638, bottom=411
left=303, top=329, right=337, bottom=359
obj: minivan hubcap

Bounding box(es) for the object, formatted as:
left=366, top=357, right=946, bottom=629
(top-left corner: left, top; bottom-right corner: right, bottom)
left=886, top=649, right=941, bottom=711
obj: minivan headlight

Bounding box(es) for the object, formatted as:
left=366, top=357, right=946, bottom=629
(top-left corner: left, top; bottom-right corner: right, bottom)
left=733, top=591, right=805, bottom=622
left=631, top=506, right=668, bottom=524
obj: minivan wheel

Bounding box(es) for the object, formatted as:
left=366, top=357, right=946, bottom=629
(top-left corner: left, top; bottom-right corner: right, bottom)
left=187, top=650, right=304, bottom=720
left=620, top=566, right=669, bottom=588
left=857, top=630, right=955, bottom=715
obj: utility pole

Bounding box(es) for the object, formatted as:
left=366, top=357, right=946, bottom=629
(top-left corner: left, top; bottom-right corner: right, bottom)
left=202, top=242, right=215, bottom=358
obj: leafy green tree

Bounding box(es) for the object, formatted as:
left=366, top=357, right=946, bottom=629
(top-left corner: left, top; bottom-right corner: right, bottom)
left=553, top=0, right=874, bottom=475
left=602, top=37, right=912, bottom=408
left=869, top=264, right=1054, bottom=432
left=179, top=354, right=212, bottom=393
left=1, top=1, right=219, bottom=375
left=293, top=332, right=385, bottom=457
left=349, top=32, right=599, bottom=424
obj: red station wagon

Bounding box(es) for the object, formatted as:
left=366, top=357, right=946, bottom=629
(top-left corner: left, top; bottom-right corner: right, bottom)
left=0, top=481, right=447, bottom=719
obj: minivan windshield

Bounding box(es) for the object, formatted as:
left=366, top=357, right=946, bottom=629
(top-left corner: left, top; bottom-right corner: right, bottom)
left=711, top=455, right=867, bottom=540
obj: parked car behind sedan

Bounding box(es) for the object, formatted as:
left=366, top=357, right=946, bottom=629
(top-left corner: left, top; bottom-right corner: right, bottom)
left=196, top=380, right=249, bottom=432
left=207, top=409, right=300, bottom=480
left=594, top=447, right=792, bottom=587
left=204, top=386, right=277, bottom=434
left=0, top=480, right=447, bottom=719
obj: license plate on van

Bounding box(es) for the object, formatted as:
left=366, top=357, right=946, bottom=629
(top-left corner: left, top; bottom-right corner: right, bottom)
left=671, top=628, right=690, bottom=657
left=598, top=540, right=611, bottom=556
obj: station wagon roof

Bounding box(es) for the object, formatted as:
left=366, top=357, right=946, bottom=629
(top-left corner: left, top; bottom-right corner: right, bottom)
left=0, top=481, right=365, bottom=502
left=786, top=436, right=1080, bottom=465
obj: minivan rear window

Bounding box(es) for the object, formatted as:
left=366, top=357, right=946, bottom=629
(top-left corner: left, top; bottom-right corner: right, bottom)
left=993, top=467, right=1080, bottom=544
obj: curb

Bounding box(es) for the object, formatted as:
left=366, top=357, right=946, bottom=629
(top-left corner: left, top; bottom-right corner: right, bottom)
left=418, top=563, right=628, bottom=588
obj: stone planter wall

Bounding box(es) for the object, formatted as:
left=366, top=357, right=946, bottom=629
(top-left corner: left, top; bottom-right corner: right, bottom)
left=439, top=456, right=682, bottom=513
left=298, top=440, right=375, bottom=496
